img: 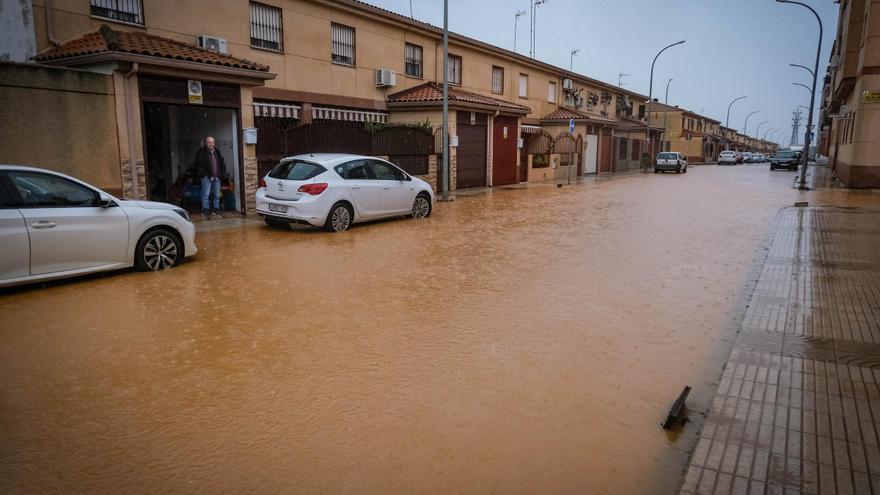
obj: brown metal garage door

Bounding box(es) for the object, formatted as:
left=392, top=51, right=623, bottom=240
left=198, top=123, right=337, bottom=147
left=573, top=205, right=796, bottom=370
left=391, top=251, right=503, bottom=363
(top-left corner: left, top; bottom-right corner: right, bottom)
left=456, top=111, right=487, bottom=189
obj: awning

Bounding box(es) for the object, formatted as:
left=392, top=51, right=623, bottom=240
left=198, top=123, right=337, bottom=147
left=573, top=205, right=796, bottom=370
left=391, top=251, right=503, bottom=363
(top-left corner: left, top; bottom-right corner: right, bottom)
left=521, top=125, right=543, bottom=134
left=312, top=106, right=388, bottom=123
left=254, top=102, right=301, bottom=118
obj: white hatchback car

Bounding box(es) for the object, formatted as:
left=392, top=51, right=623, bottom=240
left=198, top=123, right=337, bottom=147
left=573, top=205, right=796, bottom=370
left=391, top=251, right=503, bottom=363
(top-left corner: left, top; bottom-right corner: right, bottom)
left=256, top=154, right=435, bottom=232
left=0, top=165, right=197, bottom=288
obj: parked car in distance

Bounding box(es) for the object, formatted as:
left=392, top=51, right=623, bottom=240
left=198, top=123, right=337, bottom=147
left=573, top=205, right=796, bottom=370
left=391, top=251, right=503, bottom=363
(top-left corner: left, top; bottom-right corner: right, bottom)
left=735, top=152, right=744, bottom=163
left=256, top=154, right=435, bottom=232
left=753, top=154, right=765, bottom=163
left=654, top=152, right=688, bottom=173
left=718, top=150, right=738, bottom=165
left=741, top=152, right=754, bottom=163
left=0, top=165, right=197, bottom=288
left=769, top=150, right=803, bottom=171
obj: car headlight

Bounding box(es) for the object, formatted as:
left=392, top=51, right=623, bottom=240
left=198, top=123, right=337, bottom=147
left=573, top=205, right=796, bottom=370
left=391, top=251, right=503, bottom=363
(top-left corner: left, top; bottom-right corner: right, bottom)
left=173, top=208, right=191, bottom=222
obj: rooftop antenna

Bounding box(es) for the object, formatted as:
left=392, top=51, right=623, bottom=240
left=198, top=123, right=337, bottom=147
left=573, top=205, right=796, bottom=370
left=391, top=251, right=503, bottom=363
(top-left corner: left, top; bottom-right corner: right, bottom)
left=618, top=73, right=630, bottom=87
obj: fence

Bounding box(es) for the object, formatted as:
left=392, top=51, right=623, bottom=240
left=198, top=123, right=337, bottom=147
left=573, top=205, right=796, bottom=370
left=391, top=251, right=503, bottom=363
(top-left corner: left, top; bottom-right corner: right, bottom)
left=255, top=119, right=435, bottom=177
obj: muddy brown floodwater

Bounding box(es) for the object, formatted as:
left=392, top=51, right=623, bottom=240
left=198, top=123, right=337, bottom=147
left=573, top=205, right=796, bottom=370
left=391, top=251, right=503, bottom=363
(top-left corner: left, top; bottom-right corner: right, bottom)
left=1, top=165, right=877, bottom=494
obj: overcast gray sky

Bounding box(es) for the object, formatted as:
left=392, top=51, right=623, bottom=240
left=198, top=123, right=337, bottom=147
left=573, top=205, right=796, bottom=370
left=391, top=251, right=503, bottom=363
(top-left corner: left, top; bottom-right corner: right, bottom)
left=370, top=0, right=839, bottom=145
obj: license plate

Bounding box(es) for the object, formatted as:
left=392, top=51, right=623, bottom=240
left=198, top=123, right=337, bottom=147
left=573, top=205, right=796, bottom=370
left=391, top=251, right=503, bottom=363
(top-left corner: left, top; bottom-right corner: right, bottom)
left=268, top=203, right=287, bottom=213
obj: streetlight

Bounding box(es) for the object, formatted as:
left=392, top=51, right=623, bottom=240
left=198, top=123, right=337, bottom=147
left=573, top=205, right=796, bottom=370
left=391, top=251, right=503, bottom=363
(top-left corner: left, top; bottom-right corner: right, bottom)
left=513, top=10, right=526, bottom=53
left=776, top=0, right=822, bottom=190
left=530, top=0, right=549, bottom=59
left=755, top=120, right=769, bottom=139
left=645, top=40, right=686, bottom=169
left=792, top=82, right=812, bottom=93
left=744, top=110, right=759, bottom=136
left=763, top=127, right=776, bottom=140
left=664, top=78, right=673, bottom=104
left=570, top=48, right=580, bottom=72
left=725, top=95, right=747, bottom=150
left=441, top=0, right=449, bottom=201
left=662, top=78, right=673, bottom=152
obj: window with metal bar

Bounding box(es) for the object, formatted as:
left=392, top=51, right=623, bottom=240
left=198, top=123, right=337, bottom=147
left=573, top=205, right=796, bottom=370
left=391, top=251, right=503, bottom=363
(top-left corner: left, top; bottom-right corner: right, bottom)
left=331, top=23, right=356, bottom=66
left=90, top=0, right=144, bottom=25
left=548, top=81, right=557, bottom=103
left=519, top=73, right=528, bottom=98
left=404, top=43, right=422, bottom=78
left=492, top=66, right=503, bottom=94
left=250, top=2, right=283, bottom=51
left=447, top=55, right=461, bottom=85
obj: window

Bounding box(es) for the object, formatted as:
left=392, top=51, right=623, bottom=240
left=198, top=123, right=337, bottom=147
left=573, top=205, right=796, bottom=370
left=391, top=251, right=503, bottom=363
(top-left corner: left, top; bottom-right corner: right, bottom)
left=638, top=104, right=645, bottom=119
left=447, top=55, right=462, bottom=85
left=250, top=2, right=283, bottom=51
left=519, top=74, right=528, bottom=98
left=8, top=172, right=98, bottom=208
left=268, top=160, right=326, bottom=180
left=618, top=138, right=628, bottom=159
left=335, top=160, right=374, bottom=180
left=492, top=66, right=504, bottom=94
left=631, top=139, right=641, bottom=161
left=90, top=0, right=144, bottom=25
left=548, top=81, right=557, bottom=103
left=331, top=23, right=356, bottom=65
left=405, top=43, right=423, bottom=78
left=371, top=161, right=406, bottom=181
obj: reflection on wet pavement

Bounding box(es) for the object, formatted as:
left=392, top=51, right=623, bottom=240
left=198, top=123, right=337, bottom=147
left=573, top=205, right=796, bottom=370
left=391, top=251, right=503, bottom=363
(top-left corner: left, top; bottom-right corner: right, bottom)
left=1, top=165, right=877, bottom=494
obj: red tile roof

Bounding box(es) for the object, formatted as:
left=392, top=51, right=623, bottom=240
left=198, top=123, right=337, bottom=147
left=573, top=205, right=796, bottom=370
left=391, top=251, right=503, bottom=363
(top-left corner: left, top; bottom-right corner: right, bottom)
left=387, top=82, right=531, bottom=114
left=540, top=107, right=619, bottom=125
left=34, top=25, right=268, bottom=72
left=616, top=117, right=665, bottom=131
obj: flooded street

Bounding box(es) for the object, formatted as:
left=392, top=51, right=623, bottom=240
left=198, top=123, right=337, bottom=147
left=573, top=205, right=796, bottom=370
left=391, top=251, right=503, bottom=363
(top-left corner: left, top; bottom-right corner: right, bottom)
left=1, top=165, right=877, bottom=494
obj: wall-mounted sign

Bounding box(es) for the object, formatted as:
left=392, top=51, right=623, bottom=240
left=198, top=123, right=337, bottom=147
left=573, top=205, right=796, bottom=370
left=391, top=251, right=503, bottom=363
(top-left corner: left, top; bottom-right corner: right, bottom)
left=503, top=126, right=508, bottom=139
left=863, top=91, right=880, bottom=104
left=450, top=135, right=459, bottom=147
left=517, top=138, right=524, bottom=149
left=188, top=80, right=203, bottom=104
left=569, top=118, right=575, bottom=133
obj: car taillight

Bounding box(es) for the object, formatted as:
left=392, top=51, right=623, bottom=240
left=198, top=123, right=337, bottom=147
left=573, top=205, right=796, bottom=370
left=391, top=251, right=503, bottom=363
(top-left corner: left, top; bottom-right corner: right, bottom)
left=258, top=177, right=267, bottom=188
left=298, top=183, right=329, bottom=195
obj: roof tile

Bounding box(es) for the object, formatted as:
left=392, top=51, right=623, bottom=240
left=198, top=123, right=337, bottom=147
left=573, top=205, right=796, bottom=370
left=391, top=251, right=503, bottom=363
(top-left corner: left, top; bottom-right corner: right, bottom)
left=387, top=82, right=530, bottom=113
left=34, top=25, right=268, bottom=72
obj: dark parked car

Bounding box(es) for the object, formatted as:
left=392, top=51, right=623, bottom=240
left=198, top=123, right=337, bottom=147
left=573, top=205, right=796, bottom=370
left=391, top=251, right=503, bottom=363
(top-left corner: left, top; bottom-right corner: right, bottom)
left=769, top=150, right=803, bottom=171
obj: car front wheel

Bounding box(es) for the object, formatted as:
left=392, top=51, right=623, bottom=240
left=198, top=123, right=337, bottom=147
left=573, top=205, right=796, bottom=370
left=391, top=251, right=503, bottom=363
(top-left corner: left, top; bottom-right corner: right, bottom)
left=411, top=193, right=431, bottom=219
left=324, top=202, right=353, bottom=232
left=135, top=228, right=182, bottom=271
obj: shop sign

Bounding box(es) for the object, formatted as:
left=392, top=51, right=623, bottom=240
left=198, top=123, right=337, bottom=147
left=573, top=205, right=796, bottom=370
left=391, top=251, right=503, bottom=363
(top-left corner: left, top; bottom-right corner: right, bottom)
left=863, top=91, right=880, bottom=104
left=188, top=80, right=203, bottom=104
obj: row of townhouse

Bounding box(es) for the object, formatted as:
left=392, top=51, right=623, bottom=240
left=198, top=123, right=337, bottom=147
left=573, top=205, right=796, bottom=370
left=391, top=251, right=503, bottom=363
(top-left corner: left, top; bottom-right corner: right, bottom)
left=0, top=0, right=774, bottom=215
left=818, top=0, right=880, bottom=188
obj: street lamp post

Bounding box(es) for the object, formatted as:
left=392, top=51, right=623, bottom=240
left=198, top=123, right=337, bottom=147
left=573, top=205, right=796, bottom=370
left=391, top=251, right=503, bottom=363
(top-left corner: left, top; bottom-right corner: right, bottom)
left=725, top=95, right=747, bottom=150
left=755, top=120, right=769, bottom=139
left=663, top=78, right=672, bottom=151
left=744, top=110, right=759, bottom=138
left=441, top=0, right=449, bottom=201
left=530, top=0, right=548, bottom=59
left=777, top=0, right=822, bottom=190
left=665, top=78, right=673, bottom=104
left=570, top=48, right=580, bottom=72
left=645, top=40, right=685, bottom=170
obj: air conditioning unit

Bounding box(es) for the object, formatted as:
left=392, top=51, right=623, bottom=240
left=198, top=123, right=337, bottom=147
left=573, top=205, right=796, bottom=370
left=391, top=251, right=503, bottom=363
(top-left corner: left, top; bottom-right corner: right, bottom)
left=829, top=54, right=840, bottom=69
left=574, top=96, right=584, bottom=108
left=562, top=78, right=573, bottom=90
left=198, top=35, right=228, bottom=54
left=375, top=69, right=397, bottom=87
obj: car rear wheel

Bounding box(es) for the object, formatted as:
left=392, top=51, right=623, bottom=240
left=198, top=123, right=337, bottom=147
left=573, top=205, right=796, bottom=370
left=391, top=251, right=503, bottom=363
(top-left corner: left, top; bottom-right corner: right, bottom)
left=324, top=202, right=353, bottom=232
left=411, top=193, right=431, bottom=219
left=682, top=165, right=687, bottom=173
left=135, top=228, right=182, bottom=271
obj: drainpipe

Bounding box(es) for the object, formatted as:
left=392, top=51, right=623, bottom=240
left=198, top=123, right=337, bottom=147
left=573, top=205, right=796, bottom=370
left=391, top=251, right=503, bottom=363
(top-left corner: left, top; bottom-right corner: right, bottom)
left=124, top=63, right=140, bottom=199
left=44, top=0, right=61, bottom=47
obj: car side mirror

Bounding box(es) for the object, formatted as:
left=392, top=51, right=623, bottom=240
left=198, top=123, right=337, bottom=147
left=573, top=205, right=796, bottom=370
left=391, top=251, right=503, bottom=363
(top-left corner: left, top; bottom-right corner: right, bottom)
left=97, top=193, right=114, bottom=208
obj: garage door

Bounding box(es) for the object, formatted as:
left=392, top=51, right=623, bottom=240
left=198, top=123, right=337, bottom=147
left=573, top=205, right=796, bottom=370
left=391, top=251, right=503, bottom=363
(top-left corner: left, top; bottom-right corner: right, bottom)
left=456, top=111, right=487, bottom=189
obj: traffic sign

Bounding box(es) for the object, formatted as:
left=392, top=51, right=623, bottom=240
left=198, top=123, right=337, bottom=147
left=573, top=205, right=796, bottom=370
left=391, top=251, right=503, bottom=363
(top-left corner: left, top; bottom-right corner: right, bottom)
left=569, top=119, right=575, bottom=133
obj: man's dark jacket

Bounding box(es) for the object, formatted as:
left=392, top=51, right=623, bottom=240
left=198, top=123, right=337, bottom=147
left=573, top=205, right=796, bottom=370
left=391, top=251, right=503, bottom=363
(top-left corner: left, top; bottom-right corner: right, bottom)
left=194, top=147, right=227, bottom=178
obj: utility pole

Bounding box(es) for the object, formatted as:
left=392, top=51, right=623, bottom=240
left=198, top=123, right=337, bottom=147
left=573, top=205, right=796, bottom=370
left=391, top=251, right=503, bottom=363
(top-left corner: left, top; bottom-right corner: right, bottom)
left=513, top=10, right=526, bottom=53
left=441, top=0, right=449, bottom=201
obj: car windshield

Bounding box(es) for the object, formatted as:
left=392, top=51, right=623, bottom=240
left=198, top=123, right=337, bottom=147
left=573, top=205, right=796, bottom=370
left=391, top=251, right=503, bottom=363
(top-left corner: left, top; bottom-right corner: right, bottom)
left=268, top=160, right=326, bottom=181
left=658, top=153, right=677, bottom=159
left=774, top=151, right=796, bottom=158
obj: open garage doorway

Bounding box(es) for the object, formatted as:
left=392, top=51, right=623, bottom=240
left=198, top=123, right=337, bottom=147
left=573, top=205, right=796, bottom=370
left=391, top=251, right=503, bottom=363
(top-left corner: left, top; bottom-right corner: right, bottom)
left=143, top=103, right=242, bottom=213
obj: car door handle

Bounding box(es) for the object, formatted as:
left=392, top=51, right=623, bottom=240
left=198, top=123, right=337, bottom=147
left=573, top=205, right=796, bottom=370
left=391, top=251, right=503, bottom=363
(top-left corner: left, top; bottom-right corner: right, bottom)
left=351, top=185, right=361, bottom=190
left=31, top=221, right=57, bottom=229
left=382, top=186, right=391, bottom=190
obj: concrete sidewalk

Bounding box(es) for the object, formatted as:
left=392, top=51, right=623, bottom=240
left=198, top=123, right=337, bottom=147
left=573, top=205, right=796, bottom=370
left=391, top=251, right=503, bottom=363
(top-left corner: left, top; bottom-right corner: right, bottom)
left=680, top=206, right=880, bottom=494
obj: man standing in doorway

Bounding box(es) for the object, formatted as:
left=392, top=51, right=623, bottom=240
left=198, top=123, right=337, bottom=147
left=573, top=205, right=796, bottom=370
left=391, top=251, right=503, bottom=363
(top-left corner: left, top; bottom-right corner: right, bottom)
left=194, top=136, right=226, bottom=219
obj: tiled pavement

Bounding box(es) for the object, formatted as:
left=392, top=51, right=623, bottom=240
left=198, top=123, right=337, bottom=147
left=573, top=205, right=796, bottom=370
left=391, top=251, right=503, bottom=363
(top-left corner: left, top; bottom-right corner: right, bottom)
left=681, top=207, right=880, bottom=495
